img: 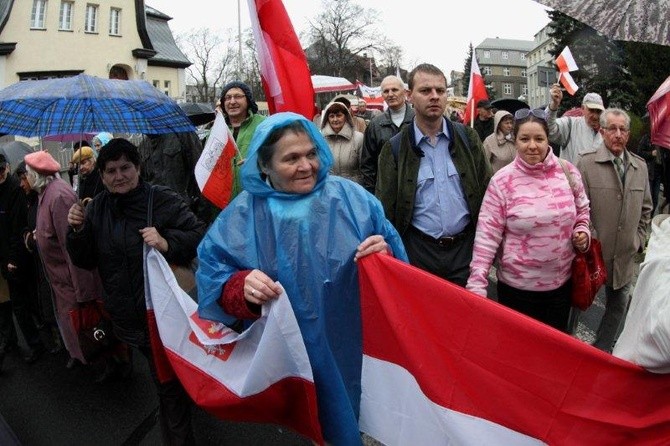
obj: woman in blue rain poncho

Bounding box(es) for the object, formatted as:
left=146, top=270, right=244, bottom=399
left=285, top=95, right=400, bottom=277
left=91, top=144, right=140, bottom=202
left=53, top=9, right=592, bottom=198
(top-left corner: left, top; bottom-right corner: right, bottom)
left=197, top=112, right=407, bottom=445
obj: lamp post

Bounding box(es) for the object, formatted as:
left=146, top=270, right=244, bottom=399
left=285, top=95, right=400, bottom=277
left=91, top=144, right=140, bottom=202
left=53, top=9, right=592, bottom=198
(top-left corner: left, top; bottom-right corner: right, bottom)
left=363, top=52, right=373, bottom=86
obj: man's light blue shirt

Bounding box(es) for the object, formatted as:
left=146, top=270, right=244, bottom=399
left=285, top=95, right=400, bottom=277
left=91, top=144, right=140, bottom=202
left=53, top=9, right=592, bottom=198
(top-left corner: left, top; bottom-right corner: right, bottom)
left=411, top=119, right=470, bottom=238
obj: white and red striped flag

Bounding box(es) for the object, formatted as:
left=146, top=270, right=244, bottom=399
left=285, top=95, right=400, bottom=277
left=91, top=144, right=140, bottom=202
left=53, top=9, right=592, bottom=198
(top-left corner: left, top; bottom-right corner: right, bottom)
left=463, top=53, right=489, bottom=127
left=144, top=246, right=323, bottom=443
left=556, top=46, right=580, bottom=95
left=357, top=254, right=670, bottom=445
left=247, top=0, right=315, bottom=119
left=194, top=113, right=238, bottom=209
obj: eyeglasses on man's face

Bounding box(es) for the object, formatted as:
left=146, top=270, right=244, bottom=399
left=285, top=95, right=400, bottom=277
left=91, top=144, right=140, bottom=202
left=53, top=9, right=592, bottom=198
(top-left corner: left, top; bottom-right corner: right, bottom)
left=224, top=94, right=246, bottom=102
left=604, top=126, right=629, bottom=135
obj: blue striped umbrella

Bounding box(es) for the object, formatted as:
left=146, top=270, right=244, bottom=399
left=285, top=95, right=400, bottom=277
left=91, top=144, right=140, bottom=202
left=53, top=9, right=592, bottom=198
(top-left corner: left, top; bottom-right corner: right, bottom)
left=0, top=74, right=196, bottom=137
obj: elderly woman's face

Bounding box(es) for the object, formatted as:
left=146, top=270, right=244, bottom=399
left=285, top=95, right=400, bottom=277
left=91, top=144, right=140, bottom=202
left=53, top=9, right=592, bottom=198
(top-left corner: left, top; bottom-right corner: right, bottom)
left=327, top=110, right=346, bottom=133
left=263, top=131, right=319, bottom=194
left=100, top=155, right=140, bottom=194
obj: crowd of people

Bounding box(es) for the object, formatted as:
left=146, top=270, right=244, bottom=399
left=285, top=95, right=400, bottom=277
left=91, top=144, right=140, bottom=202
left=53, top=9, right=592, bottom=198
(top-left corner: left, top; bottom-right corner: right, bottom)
left=0, top=62, right=668, bottom=445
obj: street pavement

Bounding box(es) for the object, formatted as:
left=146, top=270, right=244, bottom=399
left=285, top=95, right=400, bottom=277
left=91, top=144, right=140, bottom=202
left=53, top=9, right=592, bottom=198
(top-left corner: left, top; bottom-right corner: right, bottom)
left=0, top=344, right=310, bottom=445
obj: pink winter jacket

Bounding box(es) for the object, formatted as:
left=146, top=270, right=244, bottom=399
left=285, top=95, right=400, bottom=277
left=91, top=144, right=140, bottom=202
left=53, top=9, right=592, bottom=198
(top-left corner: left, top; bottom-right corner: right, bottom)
left=467, top=150, right=591, bottom=296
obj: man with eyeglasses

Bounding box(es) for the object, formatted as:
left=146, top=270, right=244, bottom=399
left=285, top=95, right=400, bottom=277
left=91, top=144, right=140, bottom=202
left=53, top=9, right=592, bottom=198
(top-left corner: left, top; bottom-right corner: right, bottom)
left=218, top=81, right=266, bottom=198
left=546, top=85, right=604, bottom=164
left=376, top=64, right=491, bottom=287
left=576, top=108, right=653, bottom=352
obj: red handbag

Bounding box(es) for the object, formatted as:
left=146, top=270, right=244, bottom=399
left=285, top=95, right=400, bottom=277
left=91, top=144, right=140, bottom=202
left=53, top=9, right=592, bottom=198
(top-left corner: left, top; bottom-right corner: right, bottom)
left=571, top=238, right=607, bottom=311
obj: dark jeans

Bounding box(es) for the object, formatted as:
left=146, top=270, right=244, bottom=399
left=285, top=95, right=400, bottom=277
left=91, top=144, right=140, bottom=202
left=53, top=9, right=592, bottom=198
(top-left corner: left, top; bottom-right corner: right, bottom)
left=138, top=346, right=195, bottom=446
left=403, top=227, right=475, bottom=287
left=497, top=279, right=572, bottom=332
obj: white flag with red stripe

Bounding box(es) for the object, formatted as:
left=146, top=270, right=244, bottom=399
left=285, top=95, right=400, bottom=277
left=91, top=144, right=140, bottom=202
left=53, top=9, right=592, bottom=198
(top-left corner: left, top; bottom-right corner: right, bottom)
left=357, top=254, right=670, bottom=445
left=143, top=247, right=323, bottom=443
left=463, top=54, right=488, bottom=127
left=194, top=113, right=238, bottom=209
left=556, top=46, right=579, bottom=95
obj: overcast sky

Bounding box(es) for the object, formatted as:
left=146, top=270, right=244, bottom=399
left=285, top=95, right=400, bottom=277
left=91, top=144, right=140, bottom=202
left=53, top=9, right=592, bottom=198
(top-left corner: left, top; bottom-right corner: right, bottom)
left=146, top=0, right=552, bottom=82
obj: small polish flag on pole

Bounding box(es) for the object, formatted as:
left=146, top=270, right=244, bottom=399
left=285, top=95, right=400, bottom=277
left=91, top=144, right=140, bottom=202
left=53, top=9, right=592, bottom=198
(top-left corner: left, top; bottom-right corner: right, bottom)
left=555, top=46, right=579, bottom=95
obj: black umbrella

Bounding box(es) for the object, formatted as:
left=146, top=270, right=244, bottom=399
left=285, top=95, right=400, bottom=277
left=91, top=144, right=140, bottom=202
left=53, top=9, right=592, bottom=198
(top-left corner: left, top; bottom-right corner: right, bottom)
left=0, top=141, right=34, bottom=168
left=179, top=102, right=216, bottom=127
left=491, top=98, right=530, bottom=115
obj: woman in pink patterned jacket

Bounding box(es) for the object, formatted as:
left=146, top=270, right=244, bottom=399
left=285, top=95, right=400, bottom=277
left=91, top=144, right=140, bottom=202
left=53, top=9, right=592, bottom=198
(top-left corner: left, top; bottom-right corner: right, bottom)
left=466, top=109, right=591, bottom=331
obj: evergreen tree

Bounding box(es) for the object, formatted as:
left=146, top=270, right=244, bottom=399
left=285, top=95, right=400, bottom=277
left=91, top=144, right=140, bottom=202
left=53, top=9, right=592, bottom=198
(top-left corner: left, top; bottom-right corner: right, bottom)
left=547, top=11, right=638, bottom=113
left=463, top=43, right=473, bottom=96
left=623, top=42, right=670, bottom=116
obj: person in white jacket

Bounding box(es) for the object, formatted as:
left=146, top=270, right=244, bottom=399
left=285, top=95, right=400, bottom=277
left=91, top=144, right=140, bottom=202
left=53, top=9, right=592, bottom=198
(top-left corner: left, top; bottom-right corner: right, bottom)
left=320, top=101, right=364, bottom=184
left=545, top=85, right=604, bottom=164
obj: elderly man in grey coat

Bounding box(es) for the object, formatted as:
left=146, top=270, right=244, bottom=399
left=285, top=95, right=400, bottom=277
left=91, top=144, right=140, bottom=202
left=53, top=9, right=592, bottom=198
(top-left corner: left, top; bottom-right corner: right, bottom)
left=576, top=108, right=653, bottom=352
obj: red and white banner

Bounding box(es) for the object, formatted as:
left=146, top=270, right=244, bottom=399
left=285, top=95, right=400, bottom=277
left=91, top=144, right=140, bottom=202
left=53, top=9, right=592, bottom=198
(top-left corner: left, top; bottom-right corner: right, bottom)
left=194, top=113, right=238, bottom=209
left=463, top=54, right=488, bottom=127
left=357, top=254, right=670, bottom=445
left=556, top=46, right=579, bottom=95
left=144, top=247, right=323, bottom=444
left=248, top=0, right=315, bottom=119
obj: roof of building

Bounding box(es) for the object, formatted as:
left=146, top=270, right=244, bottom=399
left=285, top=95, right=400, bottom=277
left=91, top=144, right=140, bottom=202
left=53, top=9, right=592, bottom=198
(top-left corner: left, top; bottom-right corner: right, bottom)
left=145, top=6, right=191, bottom=67
left=476, top=38, right=536, bottom=52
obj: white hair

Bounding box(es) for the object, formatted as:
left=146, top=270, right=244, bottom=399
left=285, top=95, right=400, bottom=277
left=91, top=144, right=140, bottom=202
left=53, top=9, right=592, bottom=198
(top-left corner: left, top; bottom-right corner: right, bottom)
left=26, top=165, right=58, bottom=192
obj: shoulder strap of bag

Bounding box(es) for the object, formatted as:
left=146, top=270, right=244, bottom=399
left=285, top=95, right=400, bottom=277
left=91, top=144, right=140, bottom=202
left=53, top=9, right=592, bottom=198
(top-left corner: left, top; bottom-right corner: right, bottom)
left=147, top=185, right=155, bottom=227
left=558, top=158, right=576, bottom=192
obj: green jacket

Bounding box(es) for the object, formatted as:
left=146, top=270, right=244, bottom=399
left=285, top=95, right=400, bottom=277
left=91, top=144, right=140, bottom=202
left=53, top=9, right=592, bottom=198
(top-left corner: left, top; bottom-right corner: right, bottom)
left=229, top=112, right=265, bottom=198
left=375, top=118, right=492, bottom=237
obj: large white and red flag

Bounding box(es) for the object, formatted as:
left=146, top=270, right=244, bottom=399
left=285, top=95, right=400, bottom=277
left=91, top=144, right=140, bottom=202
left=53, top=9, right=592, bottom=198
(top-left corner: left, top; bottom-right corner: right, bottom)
left=556, top=46, right=579, bottom=95
left=463, top=53, right=489, bottom=127
left=144, top=247, right=323, bottom=443
left=357, top=254, right=670, bottom=445
left=247, top=0, right=315, bottom=119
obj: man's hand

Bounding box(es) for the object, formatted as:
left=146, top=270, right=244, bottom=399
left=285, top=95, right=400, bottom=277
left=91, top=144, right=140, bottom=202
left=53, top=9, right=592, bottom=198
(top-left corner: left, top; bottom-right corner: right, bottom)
left=549, top=83, right=563, bottom=111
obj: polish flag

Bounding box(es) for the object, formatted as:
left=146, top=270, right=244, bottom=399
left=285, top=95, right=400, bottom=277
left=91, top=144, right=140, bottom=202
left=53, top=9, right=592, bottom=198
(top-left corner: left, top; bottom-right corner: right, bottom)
left=556, top=46, right=579, bottom=73
left=248, top=0, right=315, bottom=119
left=556, top=46, right=579, bottom=95
left=144, top=247, right=323, bottom=444
left=559, top=71, right=579, bottom=96
left=463, top=54, right=489, bottom=127
left=357, top=254, right=670, bottom=445
left=194, top=113, right=238, bottom=209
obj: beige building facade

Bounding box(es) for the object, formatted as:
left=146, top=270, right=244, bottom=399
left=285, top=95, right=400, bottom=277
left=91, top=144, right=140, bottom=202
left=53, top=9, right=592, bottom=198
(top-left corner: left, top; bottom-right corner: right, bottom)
left=0, top=0, right=190, bottom=100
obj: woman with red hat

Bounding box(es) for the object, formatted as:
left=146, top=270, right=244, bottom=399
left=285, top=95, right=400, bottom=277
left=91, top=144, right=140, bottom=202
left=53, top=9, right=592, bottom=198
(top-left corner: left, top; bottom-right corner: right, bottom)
left=24, top=150, right=102, bottom=368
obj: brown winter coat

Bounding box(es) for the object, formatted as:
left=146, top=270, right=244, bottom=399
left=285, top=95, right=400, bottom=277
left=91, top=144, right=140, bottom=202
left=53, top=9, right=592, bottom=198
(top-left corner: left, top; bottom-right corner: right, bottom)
left=576, top=145, right=653, bottom=289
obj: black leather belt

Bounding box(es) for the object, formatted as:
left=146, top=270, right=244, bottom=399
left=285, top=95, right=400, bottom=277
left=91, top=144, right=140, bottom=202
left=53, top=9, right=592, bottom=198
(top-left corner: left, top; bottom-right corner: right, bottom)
left=409, top=225, right=471, bottom=247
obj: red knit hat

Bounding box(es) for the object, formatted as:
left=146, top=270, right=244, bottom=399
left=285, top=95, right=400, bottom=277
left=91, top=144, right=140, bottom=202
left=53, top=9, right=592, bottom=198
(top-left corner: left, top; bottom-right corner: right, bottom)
left=25, top=151, right=61, bottom=175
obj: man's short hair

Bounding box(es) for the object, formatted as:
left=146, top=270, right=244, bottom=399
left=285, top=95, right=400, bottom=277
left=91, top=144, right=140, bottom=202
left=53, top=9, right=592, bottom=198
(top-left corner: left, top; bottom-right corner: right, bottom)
left=407, top=63, right=446, bottom=90
left=600, top=108, right=630, bottom=129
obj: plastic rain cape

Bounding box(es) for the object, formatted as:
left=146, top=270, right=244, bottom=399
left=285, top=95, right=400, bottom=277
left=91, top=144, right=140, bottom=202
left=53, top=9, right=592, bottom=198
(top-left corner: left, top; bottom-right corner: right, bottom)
left=196, top=112, right=407, bottom=445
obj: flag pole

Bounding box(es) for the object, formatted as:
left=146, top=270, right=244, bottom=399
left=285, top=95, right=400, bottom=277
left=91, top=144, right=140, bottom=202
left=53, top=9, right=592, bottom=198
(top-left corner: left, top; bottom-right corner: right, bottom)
left=237, top=0, right=243, bottom=78
left=470, top=100, right=474, bottom=127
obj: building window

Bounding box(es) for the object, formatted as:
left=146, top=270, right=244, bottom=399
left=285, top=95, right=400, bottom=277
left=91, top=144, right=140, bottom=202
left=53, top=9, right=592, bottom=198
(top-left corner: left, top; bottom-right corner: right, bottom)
left=85, top=4, right=98, bottom=33
left=59, top=1, right=73, bottom=30
left=31, top=0, right=48, bottom=29
left=483, top=50, right=490, bottom=59
left=521, top=84, right=528, bottom=95
left=153, top=80, right=160, bottom=89
left=520, top=53, right=526, bottom=60
left=109, top=7, right=121, bottom=35
left=163, top=80, right=171, bottom=95
left=501, top=51, right=509, bottom=60
left=521, top=69, right=527, bottom=77
left=503, top=67, right=510, bottom=76
left=503, top=83, right=512, bottom=95
left=482, top=66, right=492, bottom=76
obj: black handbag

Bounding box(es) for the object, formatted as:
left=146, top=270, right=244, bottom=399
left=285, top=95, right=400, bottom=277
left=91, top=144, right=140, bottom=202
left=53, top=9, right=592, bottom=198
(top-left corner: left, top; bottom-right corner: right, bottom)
left=69, top=300, right=118, bottom=362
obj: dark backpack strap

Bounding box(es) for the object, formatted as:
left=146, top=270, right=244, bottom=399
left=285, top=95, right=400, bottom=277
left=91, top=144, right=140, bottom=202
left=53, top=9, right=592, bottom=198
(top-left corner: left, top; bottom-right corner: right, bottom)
left=146, top=185, right=155, bottom=227
left=451, top=121, right=472, bottom=152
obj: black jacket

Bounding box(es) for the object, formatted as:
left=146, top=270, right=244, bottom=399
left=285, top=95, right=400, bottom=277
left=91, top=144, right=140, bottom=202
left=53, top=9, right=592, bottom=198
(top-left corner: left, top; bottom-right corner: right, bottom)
left=78, top=169, right=104, bottom=201
left=66, top=181, right=206, bottom=346
left=0, top=174, right=29, bottom=278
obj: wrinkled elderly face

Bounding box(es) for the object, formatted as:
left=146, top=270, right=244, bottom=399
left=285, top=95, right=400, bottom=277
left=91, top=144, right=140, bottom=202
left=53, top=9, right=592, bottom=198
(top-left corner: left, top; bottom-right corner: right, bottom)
left=600, top=113, right=629, bottom=157
left=262, top=131, right=319, bottom=194
left=327, top=110, right=346, bottom=134
left=79, top=157, right=96, bottom=176
left=582, top=106, right=602, bottom=131
left=381, top=78, right=406, bottom=111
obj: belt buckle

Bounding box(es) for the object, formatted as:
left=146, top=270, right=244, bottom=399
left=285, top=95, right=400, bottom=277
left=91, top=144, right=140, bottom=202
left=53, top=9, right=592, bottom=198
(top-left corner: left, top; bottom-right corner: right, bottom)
left=438, top=236, right=455, bottom=246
